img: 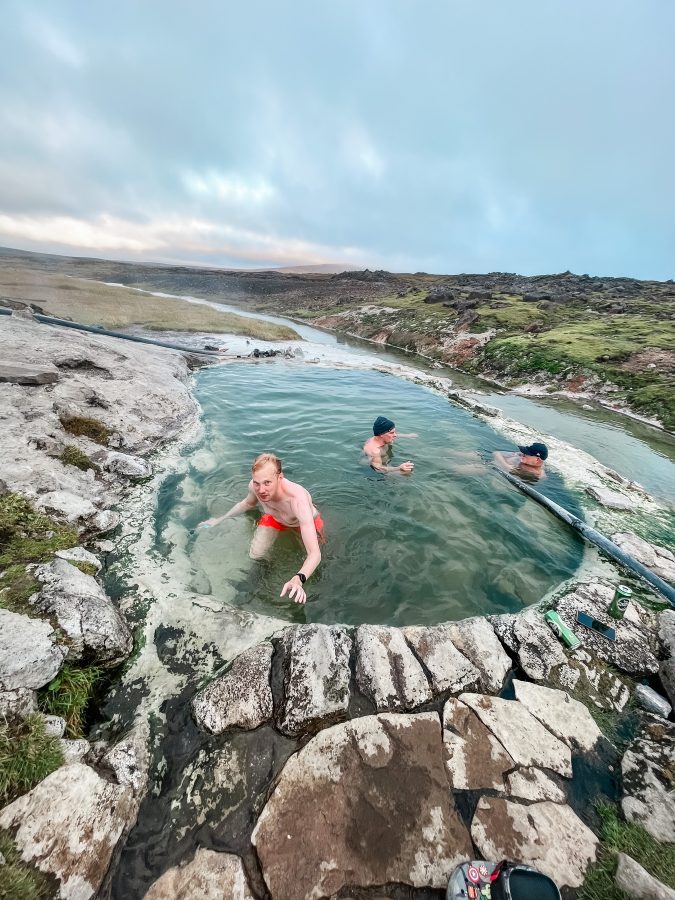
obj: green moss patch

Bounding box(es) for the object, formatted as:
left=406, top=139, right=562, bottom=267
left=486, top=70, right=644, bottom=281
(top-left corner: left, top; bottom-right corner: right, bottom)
left=59, top=414, right=112, bottom=446
left=59, top=445, right=101, bottom=474
left=0, top=565, right=40, bottom=616
left=580, top=803, right=675, bottom=899
left=0, top=714, right=64, bottom=806
left=39, top=664, right=101, bottom=738
left=0, top=492, right=77, bottom=569
left=0, top=830, right=54, bottom=900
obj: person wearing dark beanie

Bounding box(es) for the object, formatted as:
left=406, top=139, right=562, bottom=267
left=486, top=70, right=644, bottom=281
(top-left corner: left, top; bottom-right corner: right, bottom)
left=493, top=440, right=548, bottom=481
left=363, top=416, right=417, bottom=474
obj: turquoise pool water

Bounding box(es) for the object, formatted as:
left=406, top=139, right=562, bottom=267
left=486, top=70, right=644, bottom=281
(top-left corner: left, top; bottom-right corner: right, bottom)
left=168, top=363, right=584, bottom=625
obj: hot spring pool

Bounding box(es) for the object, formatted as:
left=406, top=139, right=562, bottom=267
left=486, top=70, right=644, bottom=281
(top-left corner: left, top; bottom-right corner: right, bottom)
left=162, top=363, right=584, bottom=625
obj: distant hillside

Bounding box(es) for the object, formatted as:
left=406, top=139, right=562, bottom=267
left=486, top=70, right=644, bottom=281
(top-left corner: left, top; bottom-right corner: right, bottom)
left=1, top=246, right=672, bottom=429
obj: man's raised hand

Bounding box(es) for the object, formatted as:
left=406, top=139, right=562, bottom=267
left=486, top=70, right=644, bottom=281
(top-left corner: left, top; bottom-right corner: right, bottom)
left=280, top=576, right=307, bottom=605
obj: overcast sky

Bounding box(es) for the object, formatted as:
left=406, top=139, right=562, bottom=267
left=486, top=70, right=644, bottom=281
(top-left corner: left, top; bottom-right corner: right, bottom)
left=1, top=1, right=673, bottom=278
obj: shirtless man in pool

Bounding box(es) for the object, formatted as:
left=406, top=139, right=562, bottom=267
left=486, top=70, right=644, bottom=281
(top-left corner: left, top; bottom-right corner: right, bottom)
left=198, top=453, right=322, bottom=605
left=363, top=415, right=416, bottom=474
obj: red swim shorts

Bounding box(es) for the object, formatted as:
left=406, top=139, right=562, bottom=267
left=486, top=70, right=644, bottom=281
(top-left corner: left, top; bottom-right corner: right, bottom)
left=259, top=513, right=325, bottom=536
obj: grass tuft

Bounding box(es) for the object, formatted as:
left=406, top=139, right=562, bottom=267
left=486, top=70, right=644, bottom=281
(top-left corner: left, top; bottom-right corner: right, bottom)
left=0, top=565, right=40, bottom=616
left=579, top=803, right=675, bottom=899
left=38, top=664, right=101, bottom=738
left=0, top=714, right=64, bottom=806
left=0, top=830, right=53, bottom=900
left=0, top=492, right=77, bottom=568
left=59, top=414, right=112, bottom=446
left=59, top=445, right=101, bottom=473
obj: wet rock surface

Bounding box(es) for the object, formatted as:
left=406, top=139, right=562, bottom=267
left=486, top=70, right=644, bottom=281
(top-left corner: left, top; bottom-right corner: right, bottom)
left=192, top=642, right=274, bottom=734
left=252, top=713, right=472, bottom=897
left=545, top=647, right=631, bottom=711
left=442, top=697, right=514, bottom=791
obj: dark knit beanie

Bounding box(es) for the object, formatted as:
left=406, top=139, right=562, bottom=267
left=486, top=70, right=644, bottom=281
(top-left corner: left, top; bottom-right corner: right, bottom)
left=373, top=415, right=395, bottom=436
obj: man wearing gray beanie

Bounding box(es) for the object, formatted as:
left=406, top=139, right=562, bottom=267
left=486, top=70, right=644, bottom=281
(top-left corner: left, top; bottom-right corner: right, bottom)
left=363, top=416, right=417, bottom=474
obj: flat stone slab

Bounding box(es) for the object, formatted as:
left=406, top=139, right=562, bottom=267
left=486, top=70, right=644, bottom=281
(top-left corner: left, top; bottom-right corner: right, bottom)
left=459, top=693, right=572, bottom=777
left=55, top=546, right=102, bottom=572
left=0, top=608, right=66, bottom=690
left=192, top=642, right=273, bottom=734
left=622, top=716, right=675, bottom=842
left=0, top=762, right=135, bottom=900
left=355, top=625, right=432, bottom=711
left=442, top=697, right=514, bottom=791
left=447, top=616, right=512, bottom=694
left=402, top=625, right=481, bottom=695
left=471, top=798, right=599, bottom=889
left=555, top=582, right=659, bottom=675
left=144, top=849, right=255, bottom=900
left=252, top=713, right=472, bottom=897
left=277, top=625, right=351, bottom=736
left=490, top=608, right=566, bottom=681
left=35, top=489, right=98, bottom=523
left=0, top=360, right=60, bottom=384
left=513, top=679, right=603, bottom=752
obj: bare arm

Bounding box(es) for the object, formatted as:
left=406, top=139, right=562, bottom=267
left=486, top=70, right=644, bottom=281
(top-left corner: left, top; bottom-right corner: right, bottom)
left=365, top=445, right=414, bottom=475
left=199, top=488, right=258, bottom=527
left=492, top=451, right=518, bottom=473
left=280, top=497, right=322, bottom=604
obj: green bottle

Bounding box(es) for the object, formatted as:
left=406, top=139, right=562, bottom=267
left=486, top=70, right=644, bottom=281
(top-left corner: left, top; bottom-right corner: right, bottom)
left=608, top=585, right=632, bottom=620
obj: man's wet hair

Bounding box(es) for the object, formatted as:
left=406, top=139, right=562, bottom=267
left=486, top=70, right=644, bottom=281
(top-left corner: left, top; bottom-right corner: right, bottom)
left=252, top=453, right=282, bottom=475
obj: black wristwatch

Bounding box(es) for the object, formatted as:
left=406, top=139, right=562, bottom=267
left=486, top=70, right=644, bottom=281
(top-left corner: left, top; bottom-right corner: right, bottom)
left=295, top=572, right=307, bottom=584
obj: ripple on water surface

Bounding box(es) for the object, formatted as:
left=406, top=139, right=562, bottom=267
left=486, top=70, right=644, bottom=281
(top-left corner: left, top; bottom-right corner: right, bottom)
left=165, top=363, right=584, bottom=626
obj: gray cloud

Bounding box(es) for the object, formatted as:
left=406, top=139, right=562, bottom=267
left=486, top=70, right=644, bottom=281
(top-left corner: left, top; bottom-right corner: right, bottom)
left=0, top=0, right=673, bottom=277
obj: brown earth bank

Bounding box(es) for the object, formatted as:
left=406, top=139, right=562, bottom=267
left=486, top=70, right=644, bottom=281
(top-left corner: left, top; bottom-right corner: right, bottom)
left=1, top=246, right=673, bottom=430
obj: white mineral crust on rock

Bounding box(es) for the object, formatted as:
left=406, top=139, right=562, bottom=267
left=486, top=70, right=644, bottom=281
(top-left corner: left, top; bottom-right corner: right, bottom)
left=31, top=558, right=132, bottom=666
left=513, top=679, right=603, bottom=751
left=471, top=798, right=598, bottom=888
left=192, top=642, right=274, bottom=733
left=622, top=716, right=675, bottom=842
left=55, top=546, right=102, bottom=571
left=506, top=767, right=566, bottom=803
left=277, top=625, right=352, bottom=735
left=143, top=849, right=255, bottom=900
left=459, top=693, right=572, bottom=777
left=447, top=616, right=512, bottom=693
left=355, top=624, right=432, bottom=711
left=402, top=625, right=481, bottom=695
left=490, top=607, right=566, bottom=681
left=0, top=608, right=66, bottom=690
left=0, top=762, right=136, bottom=900
left=615, top=852, right=675, bottom=900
